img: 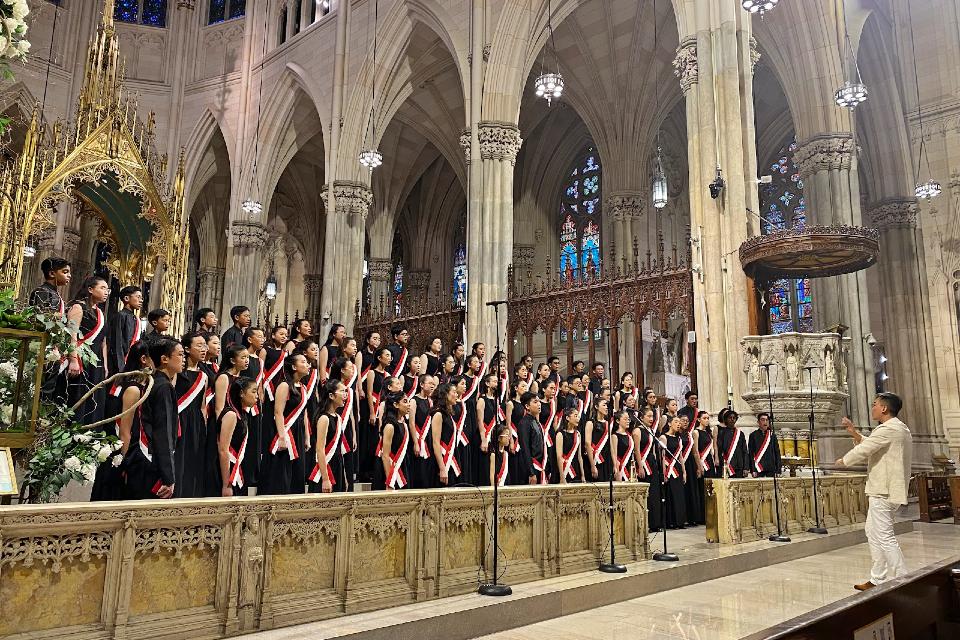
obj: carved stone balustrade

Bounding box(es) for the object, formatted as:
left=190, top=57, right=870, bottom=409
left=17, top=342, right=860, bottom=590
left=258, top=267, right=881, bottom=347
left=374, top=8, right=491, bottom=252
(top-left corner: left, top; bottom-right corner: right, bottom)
left=0, top=484, right=648, bottom=638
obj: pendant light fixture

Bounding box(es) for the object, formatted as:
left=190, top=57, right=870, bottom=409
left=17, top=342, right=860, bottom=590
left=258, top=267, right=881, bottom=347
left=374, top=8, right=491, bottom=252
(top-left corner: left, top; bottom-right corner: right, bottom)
left=359, top=0, right=383, bottom=170
left=834, top=0, right=867, bottom=110
left=533, top=0, right=564, bottom=106
left=241, top=2, right=270, bottom=222
left=652, top=0, right=667, bottom=210
left=741, top=0, right=780, bottom=16
left=907, top=2, right=940, bottom=199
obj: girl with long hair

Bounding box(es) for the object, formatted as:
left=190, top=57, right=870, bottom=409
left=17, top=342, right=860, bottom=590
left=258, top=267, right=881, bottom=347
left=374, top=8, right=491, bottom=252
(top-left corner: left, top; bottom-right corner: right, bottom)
left=307, top=379, right=348, bottom=493
left=554, top=407, right=583, bottom=484
left=175, top=332, right=210, bottom=498
left=217, top=378, right=258, bottom=496
left=374, top=390, right=412, bottom=491
left=422, top=336, right=443, bottom=377
left=584, top=396, right=612, bottom=482
left=632, top=405, right=663, bottom=531
left=285, top=318, right=313, bottom=354
left=317, top=323, right=345, bottom=380
left=66, top=275, right=110, bottom=425
left=259, top=353, right=311, bottom=495
left=431, top=382, right=462, bottom=487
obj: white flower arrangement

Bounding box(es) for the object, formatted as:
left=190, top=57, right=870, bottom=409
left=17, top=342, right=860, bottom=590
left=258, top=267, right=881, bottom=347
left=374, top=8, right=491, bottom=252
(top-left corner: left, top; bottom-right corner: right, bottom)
left=0, top=0, right=29, bottom=61
left=63, top=456, right=82, bottom=471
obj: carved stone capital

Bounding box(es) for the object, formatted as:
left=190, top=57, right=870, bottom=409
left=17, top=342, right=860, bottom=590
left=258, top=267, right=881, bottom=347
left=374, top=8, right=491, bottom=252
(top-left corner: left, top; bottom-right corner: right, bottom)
left=61, top=228, right=81, bottom=255
left=673, top=39, right=698, bottom=94
left=749, top=35, right=761, bottom=73
left=198, top=266, right=225, bottom=287
left=303, top=273, right=323, bottom=293
left=324, top=181, right=373, bottom=219
left=478, top=122, right=522, bottom=164
left=231, top=222, right=268, bottom=249
left=605, top=193, right=645, bottom=221
left=36, top=228, right=57, bottom=252
left=459, top=128, right=472, bottom=165
left=513, top=244, right=535, bottom=269
left=406, top=269, right=431, bottom=291
left=367, top=259, right=394, bottom=282
left=794, top=134, right=854, bottom=176
left=866, top=198, right=918, bottom=230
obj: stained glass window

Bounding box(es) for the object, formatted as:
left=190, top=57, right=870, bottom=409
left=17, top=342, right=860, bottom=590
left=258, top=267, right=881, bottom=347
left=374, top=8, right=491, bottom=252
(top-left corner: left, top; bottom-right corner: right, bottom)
left=208, top=0, right=226, bottom=24
left=760, top=138, right=814, bottom=333
left=453, top=243, right=467, bottom=308
left=394, top=263, right=403, bottom=316
left=142, top=0, right=167, bottom=27
left=279, top=7, right=288, bottom=44
left=228, top=0, right=245, bottom=19
left=115, top=0, right=139, bottom=23
left=558, top=147, right=602, bottom=284
left=115, top=0, right=167, bottom=26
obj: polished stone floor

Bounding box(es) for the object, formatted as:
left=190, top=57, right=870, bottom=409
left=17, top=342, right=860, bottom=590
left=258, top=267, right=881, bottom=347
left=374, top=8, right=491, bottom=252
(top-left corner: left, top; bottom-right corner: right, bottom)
left=479, top=523, right=960, bottom=640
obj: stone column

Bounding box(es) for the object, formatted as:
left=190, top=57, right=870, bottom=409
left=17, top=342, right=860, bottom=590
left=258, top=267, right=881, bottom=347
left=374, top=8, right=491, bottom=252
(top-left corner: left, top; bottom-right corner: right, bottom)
left=197, top=266, right=226, bottom=319
left=319, top=181, right=372, bottom=331
left=674, top=7, right=758, bottom=415
left=366, top=258, right=394, bottom=316
left=285, top=0, right=297, bottom=40
left=605, top=193, right=645, bottom=377
left=794, top=134, right=874, bottom=426
left=303, top=273, right=323, bottom=322
left=866, top=199, right=947, bottom=470
left=222, top=221, right=268, bottom=324
left=466, top=122, right=521, bottom=350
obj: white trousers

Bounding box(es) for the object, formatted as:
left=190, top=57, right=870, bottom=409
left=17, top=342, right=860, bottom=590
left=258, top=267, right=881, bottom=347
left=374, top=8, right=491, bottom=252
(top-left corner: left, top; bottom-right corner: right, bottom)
left=864, top=495, right=905, bottom=584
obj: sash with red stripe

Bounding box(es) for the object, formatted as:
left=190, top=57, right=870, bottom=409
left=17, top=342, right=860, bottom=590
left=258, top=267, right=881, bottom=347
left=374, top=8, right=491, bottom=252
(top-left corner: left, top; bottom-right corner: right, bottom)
left=591, top=418, right=610, bottom=464
left=384, top=420, right=410, bottom=489
left=263, top=351, right=287, bottom=401
left=539, top=397, right=556, bottom=447
left=309, top=413, right=343, bottom=485
left=270, top=383, right=306, bottom=460
left=461, top=374, right=480, bottom=402
left=177, top=372, right=207, bottom=413
left=413, top=398, right=433, bottom=458
left=301, top=369, right=319, bottom=447
left=440, top=413, right=462, bottom=477
left=560, top=431, right=581, bottom=480
left=680, top=433, right=695, bottom=463
left=508, top=408, right=522, bottom=454
left=454, top=402, right=469, bottom=445
left=699, top=436, right=714, bottom=471
left=228, top=427, right=247, bottom=488
left=664, top=439, right=682, bottom=480
left=128, top=315, right=142, bottom=349
left=480, top=402, right=496, bottom=447
left=109, top=382, right=122, bottom=398
left=617, top=435, right=635, bottom=481
left=77, top=308, right=105, bottom=346
left=338, top=385, right=355, bottom=454
left=390, top=347, right=408, bottom=377
left=637, top=429, right=654, bottom=476
left=495, top=450, right=509, bottom=486
left=723, top=427, right=743, bottom=476
left=404, top=375, right=419, bottom=400
left=532, top=454, right=547, bottom=484
left=138, top=411, right=152, bottom=462
left=753, top=429, right=772, bottom=473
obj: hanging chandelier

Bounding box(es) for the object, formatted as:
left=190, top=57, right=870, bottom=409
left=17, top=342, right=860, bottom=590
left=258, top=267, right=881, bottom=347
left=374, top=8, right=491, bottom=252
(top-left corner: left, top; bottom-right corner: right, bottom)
left=834, top=3, right=867, bottom=110
left=652, top=150, right=668, bottom=210
left=741, top=0, right=779, bottom=16
left=359, top=0, right=382, bottom=170
left=240, top=0, right=270, bottom=222
left=915, top=179, right=941, bottom=200
left=533, top=0, right=563, bottom=106
left=834, top=80, right=868, bottom=110
left=907, top=3, right=939, bottom=200
left=241, top=199, right=263, bottom=216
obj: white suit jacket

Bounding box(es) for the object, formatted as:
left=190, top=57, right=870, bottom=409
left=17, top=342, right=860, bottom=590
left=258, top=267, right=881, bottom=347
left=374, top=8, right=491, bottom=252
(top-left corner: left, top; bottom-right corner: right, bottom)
left=842, top=416, right=912, bottom=505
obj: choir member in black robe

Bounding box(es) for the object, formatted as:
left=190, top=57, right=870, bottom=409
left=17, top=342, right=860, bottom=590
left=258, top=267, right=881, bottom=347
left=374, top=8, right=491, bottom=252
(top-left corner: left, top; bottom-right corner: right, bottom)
left=386, top=324, right=411, bottom=378
left=631, top=406, right=663, bottom=531
left=659, top=415, right=688, bottom=529
left=220, top=305, right=251, bottom=349
left=422, top=336, right=443, bottom=377
left=678, top=391, right=699, bottom=426
left=332, top=356, right=360, bottom=490
left=584, top=397, right=612, bottom=483
left=285, top=318, right=313, bottom=354
left=217, top=377, right=258, bottom=496
left=439, top=354, right=457, bottom=384
left=259, top=353, right=311, bottom=495
left=410, top=374, right=438, bottom=488
left=451, top=341, right=465, bottom=376
left=680, top=415, right=705, bottom=525
left=537, top=378, right=560, bottom=482
left=749, top=412, right=782, bottom=478
left=613, top=372, right=639, bottom=413
left=194, top=307, right=218, bottom=336
left=240, top=327, right=266, bottom=487
left=318, top=323, right=345, bottom=380
left=432, top=382, right=463, bottom=487
left=517, top=392, right=545, bottom=484
left=30, top=257, right=72, bottom=402
left=374, top=390, right=412, bottom=491
left=554, top=408, right=584, bottom=484
left=126, top=338, right=182, bottom=499
left=546, top=356, right=562, bottom=387
left=362, top=347, right=392, bottom=481
left=506, top=378, right=529, bottom=484
left=460, top=356, right=483, bottom=484
left=107, top=286, right=143, bottom=379
left=175, top=333, right=211, bottom=498
left=588, top=362, right=605, bottom=396
left=488, top=424, right=512, bottom=487
left=307, top=379, right=349, bottom=493
left=475, top=372, right=500, bottom=486
left=360, top=330, right=381, bottom=381
left=717, top=408, right=750, bottom=478
left=695, top=411, right=717, bottom=478
left=66, top=276, right=110, bottom=426
left=145, top=309, right=172, bottom=345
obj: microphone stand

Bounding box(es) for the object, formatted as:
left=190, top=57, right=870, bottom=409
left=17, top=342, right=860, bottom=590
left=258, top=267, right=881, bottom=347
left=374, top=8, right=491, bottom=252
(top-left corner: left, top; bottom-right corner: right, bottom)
left=598, top=326, right=627, bottom=574
left=479, top=299, right=512, bottom=596
left=651, top=429, right=680, bottom=562
left=760, top=363, right=790, bottom=543
left=804, top=366, right=828, bottom=535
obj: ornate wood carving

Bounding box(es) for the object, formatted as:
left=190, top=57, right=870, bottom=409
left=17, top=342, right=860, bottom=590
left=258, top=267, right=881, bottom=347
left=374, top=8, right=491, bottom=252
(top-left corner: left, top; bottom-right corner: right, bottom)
left=355, top=285, right=464, bottom=355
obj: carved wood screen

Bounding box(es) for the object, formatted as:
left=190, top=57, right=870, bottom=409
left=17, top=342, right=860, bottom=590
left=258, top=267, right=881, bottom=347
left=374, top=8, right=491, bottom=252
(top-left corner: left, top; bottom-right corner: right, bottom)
left=354, top=286, right=465, bottom=356
left=507, top=234, right=695, bottom=389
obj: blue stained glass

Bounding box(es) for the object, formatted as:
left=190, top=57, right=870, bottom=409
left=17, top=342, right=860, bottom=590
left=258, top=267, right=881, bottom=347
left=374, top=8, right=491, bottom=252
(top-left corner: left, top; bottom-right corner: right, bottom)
left=559, top=146, right=602, bottom=282
left=209, top=0, right=226, bottom=23
left=143, top=0, right=167, bottom=26
left=584, top=198, right=598, bottom=215
left=779, top=191, right=795, bottom=207
left=394, top=263, right=403, bottom=315
left=583, top=175, right=599, bottom=196
left=566, top=181, right=579, bottom=199
left=560, top=329, right=568, bottom=342
left=453, top=243, right=467, bottom=308
left=582, top=221, right=600, bottom=278
left=583, top=156, right=599, bottom=173
left=228, top=0, right=246, bottom=19
left=115, top=0, right=138, bottom=22
left=560, top=241, right=578, bottom=283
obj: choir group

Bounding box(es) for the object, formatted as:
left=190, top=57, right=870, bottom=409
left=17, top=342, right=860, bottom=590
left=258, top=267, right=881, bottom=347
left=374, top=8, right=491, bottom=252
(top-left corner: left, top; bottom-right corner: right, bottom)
left=29, top=258, right=783, bottom=527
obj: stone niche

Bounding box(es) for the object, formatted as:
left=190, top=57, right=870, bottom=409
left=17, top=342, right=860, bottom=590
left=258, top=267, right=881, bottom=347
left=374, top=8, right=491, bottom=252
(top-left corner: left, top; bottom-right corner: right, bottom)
left=741, top=332, right=850, bottom=431
left=0, top=484, right=648, bottom=639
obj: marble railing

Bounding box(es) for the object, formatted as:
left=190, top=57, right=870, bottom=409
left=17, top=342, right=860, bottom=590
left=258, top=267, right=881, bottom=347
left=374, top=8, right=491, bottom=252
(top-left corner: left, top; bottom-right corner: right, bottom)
left=0, top=484, right=648, bottom=639
left=705, top=474, right=868, bottom=544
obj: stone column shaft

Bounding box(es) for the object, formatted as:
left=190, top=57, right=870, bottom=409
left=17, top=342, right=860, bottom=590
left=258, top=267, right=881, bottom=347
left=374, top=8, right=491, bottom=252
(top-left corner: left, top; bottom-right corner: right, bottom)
left=223, top=222, right=268, bottom=324
left=320, top=182, right=372, bottom=331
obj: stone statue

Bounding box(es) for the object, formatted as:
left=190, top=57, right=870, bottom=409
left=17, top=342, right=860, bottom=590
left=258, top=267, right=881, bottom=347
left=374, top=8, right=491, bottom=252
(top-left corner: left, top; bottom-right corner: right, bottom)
left=238, top=515, right=264, bottom=631
left=824, top=348, right=836, bottom=385
left=750, top=352, right=761, bottom=387
left=785, top=351, right=800, bottom=389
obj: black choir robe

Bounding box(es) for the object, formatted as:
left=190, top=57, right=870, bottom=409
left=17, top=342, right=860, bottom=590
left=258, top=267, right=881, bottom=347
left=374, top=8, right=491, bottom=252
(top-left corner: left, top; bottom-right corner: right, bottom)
left=748, top=428, right=782, bottom=478
left=125, top=371, right=177, bottom=498
left=221, top=325, right=245, bottom=349
left=107, top=308, right=141, bottom=375
left=517, top=414, right=544, bottom=484
left=716, top=426, right=750, bottom=478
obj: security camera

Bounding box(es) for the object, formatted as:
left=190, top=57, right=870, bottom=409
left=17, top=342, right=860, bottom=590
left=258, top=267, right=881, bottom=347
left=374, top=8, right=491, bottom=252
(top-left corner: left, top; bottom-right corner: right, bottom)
left=709, top=168, right=725, bottom=199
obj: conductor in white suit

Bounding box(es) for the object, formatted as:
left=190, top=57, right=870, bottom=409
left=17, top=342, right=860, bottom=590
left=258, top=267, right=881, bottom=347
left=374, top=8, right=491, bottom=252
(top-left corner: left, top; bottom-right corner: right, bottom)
left=835, top=392, right=913, bottom=591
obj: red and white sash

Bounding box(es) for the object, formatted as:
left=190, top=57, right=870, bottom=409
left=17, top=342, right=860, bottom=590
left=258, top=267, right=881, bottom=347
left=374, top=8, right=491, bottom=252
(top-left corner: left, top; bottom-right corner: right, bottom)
left=228, top=426, right=247, bottom=488
left=699, top=436, right=714, bottom=471
left=441, top=415, right=462, bottom=477
left=532, top=450, right=547, bottom=484
left=560, top=431, right=581, bottom=480
left=263, top=351, right=287, bottom=401
left=454, top=402, right=469, bottom=445
left=309, top=413, right=343, bottom=486
left=753, top=430, right=772, bottom=473
left=77, top=308, right=105, bottom=346
left=123, top=315, right=143, bottom=364
left=539, top=397, right=556, bottom=447
left=480, top=400, right=497, bottom=447
left=508, top=407, right=522, bottom=454
left=461, top=374, right=480, bottom=402
left=413, top=398, right=433, bottom=458
left=637, top=430, right=653, bottom=476
left=177, top=371, right=207, bottom=414
left=617, top=435, right=635, bottom=481
left=664, top=439, right=682, bottom=480
left=404, top=375, right=419, bottom=400
left=270, top=383, right=306, bottom=460
left=680, top=433, right=695, bottom=463
left=390, top=346, right=408, bottom=377
left=384, top=420, right=410, bottom=489
left=495, top=450, right=509, bottom=486
left=574, top=397, right=586, bottom=422
left=138, top=420, right=152, bottom=462
left=723, top=427, right=743, bottom=476
left=338, top=380, right=355, bottom=454
left=591, top=418, right=610, bottom=464
left=109, top=382, right=123, bottom=398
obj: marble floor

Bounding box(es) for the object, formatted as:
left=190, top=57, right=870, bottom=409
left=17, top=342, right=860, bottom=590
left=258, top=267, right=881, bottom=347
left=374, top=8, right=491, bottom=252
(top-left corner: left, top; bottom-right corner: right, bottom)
left=478, top=523, right=960, bottom=640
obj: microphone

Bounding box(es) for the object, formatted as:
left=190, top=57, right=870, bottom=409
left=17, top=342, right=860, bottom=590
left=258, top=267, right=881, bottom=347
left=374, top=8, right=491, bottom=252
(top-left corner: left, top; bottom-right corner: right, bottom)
left=485, top=300, right=508, bottom=307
